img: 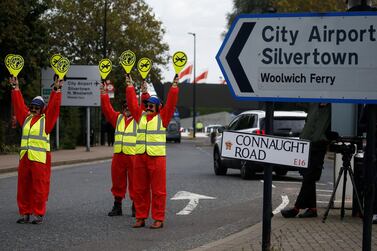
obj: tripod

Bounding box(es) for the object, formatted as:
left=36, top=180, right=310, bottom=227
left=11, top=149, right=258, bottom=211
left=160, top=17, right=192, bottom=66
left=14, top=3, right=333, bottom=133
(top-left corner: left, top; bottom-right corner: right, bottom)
left=322, top=145, right=364, bottom=223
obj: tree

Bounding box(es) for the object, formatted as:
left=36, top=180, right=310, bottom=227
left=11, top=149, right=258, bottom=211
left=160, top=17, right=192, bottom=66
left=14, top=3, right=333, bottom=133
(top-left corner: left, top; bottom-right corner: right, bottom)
left=225, top=0, right=366, bottom=29
left=45, top=0, right=168, bottom=84
left=274, top=0, right=345, bottom=13
left=43, top=0, right=169, bottom=148
left=0, top=0, right=50, bottom=149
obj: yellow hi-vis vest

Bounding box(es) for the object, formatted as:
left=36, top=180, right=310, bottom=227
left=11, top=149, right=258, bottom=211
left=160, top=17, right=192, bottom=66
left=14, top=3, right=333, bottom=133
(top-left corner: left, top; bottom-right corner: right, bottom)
left=20, top=114, right=50, bottom=164
left=113, top=114, right=137, bottom=155
left=136, top=113, right=166, bottom=156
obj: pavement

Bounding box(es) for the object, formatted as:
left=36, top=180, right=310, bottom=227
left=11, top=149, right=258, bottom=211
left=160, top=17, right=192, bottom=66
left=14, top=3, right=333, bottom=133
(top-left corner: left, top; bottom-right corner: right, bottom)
left=1, top=139, right=376, bottom=250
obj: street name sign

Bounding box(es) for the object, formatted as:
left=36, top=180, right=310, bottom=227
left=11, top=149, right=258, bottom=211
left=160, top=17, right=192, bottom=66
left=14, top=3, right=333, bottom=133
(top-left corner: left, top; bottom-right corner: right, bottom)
left=217, top=12, right=377, bottom=103
left=221, top=131, right=310, bottom=168
left=42, top=65, right=101, bottom=107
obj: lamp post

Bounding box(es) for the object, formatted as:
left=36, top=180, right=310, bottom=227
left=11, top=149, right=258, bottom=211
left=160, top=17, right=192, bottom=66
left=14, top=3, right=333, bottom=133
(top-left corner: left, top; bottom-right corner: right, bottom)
left=188, top=32, right=196, bottom=138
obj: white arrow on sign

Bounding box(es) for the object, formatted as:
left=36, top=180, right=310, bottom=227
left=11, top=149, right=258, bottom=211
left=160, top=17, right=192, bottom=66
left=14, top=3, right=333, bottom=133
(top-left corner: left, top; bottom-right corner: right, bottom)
left=171, top=191, right=216, bottom=215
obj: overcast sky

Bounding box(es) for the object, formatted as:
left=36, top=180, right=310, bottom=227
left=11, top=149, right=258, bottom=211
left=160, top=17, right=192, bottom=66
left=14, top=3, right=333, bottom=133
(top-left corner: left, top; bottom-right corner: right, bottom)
left=144, top=0, right=233, bottom=83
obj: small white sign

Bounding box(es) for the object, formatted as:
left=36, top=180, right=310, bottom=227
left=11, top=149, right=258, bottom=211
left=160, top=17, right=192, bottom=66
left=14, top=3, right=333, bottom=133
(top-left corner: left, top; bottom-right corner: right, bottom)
left=107, top=83, right=114, bottom=99
left=221, top=131, right=310, bottom=168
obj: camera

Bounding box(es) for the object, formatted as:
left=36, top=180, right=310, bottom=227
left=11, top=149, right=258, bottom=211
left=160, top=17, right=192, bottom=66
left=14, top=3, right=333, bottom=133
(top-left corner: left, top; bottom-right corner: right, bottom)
left=329, top=141, right=356, bottom=155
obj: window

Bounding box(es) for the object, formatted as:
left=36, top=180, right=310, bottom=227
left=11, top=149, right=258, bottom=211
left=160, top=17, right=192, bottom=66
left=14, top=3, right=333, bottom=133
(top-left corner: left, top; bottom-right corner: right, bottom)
left=228, top=116, right=241, bottom=130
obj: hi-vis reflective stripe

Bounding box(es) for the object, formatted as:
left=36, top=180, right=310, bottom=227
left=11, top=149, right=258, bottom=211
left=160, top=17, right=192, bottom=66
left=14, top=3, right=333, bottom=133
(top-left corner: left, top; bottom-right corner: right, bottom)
left=20, top=114, right=50, bottom=163
left=114, top=114, right=137, bottom=154
left=23, top=115, right=33, bottom=129
left=20, top=146, right=46, bottom=151
left=146, top=142, right=165, bottom=146
left=115, top=132, right=137, bottom=136
left=115, top=114, right=123, bottom=128
left=114, top=142, right=136, bottom=146
left=21, top=116, right=49, bottom=147
left=21, top=135, right=49, bottom=142
left=150, top=116, right=165, bottom=134
left=146, top=130, right=166, bottom=134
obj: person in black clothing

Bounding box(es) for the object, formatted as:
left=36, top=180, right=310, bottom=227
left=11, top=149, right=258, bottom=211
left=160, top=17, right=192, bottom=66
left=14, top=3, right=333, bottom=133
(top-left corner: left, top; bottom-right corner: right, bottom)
left=106, top=122, right=115, bottom=146
left=281, top=103, right=331, bottom=218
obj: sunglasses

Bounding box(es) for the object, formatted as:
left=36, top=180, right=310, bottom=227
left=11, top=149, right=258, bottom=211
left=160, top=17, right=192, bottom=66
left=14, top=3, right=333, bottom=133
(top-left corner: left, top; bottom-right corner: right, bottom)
left=29, top=105, right=41, bottom=111
left=147, top=104, right=156, bottom=109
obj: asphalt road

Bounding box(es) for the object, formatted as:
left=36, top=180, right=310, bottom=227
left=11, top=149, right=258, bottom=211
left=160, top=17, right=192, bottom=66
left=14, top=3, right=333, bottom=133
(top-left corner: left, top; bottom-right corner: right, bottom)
left=0, top=139, right=334, bottom=251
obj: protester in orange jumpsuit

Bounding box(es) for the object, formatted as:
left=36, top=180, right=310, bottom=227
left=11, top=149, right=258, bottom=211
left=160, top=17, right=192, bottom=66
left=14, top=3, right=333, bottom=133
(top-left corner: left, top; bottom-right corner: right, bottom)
left=100, top=80, right=149, bottom=217
left=126, top=75, right=179, bottom=229
left=11, top=75, right=62, bottom=224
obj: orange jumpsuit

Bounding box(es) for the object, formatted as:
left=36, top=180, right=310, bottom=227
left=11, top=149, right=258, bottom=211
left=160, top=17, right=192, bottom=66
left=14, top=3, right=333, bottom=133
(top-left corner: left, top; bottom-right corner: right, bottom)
left=126, top=85, right=179, bottom=221
left=101, top=92, right=150, bottom=201
left=12, top=89, right=61, bottom=216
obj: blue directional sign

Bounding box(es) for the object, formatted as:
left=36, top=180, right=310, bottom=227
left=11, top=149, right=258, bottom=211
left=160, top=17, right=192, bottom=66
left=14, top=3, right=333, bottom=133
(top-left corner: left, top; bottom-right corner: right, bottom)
left=216, top=12, right=377, bottom=104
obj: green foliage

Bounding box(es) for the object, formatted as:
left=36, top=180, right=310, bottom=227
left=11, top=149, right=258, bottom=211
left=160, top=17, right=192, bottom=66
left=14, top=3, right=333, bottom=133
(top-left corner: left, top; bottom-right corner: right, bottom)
left=59, top=107, right=81, bottom=149
left=274, top=0, right=345, bottom=13
left=41, top=0, right=169, bottom=148
left=45, top=0, right=169, bottom=86
left=225, top=0, right=365, bottom=29
left=0, top=144, right=19, bottom=154
left=0, top=0, right=50, bottom=147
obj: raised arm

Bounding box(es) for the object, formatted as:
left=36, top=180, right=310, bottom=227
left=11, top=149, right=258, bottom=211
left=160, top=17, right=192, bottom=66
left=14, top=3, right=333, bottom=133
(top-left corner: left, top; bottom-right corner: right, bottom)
left=100, top=82, right=120, bottom=128
left=140, top=80, right=150, bottom=110
left=160, top=76, right=179, bottom=127
left=125, top=75, right=143, bottom=123
left=44, top=78, right=62, bottom=134
left=11, top=77, right=29, bottom=126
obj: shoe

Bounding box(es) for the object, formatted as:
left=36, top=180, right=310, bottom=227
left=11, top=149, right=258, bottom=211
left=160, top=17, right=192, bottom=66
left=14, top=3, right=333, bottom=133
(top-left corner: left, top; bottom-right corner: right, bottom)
left=108, top=202, right=122, bottom=216
left=131, top=203, right=136, bottom=218
left=281, top=207, right=299, bottom=218
left=16, top=214, right=30, bottom=224
left=31, top=215, right=43, bottom=224
left=132, top=219, right=145, bottom=228
left=150, top=220, right=164, bottom=229
left=298, top=208, right=318, bottom=218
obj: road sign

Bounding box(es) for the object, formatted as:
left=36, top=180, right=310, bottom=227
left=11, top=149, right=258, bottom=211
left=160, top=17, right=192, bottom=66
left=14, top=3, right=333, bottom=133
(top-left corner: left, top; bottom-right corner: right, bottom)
left=106, top=82, right=114, bottom=99
left=172, top=51, right=188, bottom=74
left=137, top=57, right=152, bottom=80
left=221, top=131, right=310, bottom=168
left=42, top=65, right=100, bottom=107
left=98, top=58, right=112, bottom=80
left=5, top=54, right=24, bottom=77
left=217, top=12, right=377, bottom=104
left=50, top=54, right=70, bottom=80
left=119, top=50, right=136, bottom=73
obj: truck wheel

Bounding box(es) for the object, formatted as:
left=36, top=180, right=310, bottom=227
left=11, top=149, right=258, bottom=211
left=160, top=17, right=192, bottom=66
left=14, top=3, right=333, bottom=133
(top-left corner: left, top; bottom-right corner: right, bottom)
left=214, top=150, right=227, bottom=175
left=240, top=161, right=254, bottom=180
left=275, top=170, right=288, bottom=176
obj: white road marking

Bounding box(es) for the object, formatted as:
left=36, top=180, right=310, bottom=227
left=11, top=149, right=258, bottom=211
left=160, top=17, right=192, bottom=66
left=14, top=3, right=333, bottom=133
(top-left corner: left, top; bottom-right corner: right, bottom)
left=317, top=194, right=331, bottom=197
left=260, top=180, right=276, bottom=188
left=273, top=195, right=289, bottom=215
left=272, top=181, right=302, bottom=185
left=317, top=201, right=330, bottom=204
left=316, top=183, right=328, bottom=186
left=171, top=191, right=216, bottom=215
left=316, top=189, right=333, bottom=193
